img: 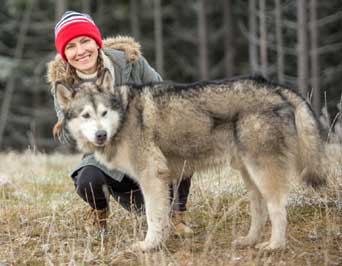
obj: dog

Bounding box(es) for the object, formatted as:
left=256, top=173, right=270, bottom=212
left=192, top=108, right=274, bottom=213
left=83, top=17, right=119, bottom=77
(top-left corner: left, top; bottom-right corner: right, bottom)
left=55, top=69, right=326, bottom=251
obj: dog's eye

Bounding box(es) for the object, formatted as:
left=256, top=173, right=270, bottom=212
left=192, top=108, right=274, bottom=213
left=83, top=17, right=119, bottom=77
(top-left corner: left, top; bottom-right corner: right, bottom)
left=101, top=111, right=108, bottom=117
left=82, top=113, right=90, bottom=119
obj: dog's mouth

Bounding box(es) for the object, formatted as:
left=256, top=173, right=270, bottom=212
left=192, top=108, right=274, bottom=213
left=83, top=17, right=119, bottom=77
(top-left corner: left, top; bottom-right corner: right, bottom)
left=94, top=140, right=106, bottom=147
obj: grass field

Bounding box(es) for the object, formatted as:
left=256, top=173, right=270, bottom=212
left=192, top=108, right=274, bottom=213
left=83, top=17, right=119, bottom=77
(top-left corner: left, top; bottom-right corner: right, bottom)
left=0, top=148, right=341, bottom=266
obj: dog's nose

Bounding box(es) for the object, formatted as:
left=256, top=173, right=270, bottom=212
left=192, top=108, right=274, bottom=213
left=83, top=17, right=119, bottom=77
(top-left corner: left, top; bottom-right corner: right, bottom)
left=95, top=130, right=107, bottom=142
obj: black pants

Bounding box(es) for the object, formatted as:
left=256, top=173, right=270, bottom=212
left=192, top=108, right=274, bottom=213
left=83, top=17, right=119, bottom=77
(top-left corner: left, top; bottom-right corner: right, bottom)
left=73, top=165, right=191, bottom=212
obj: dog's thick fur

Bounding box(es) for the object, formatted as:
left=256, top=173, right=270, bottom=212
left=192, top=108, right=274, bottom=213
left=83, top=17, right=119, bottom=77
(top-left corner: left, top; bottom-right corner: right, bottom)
left=55, top=70, right=326, bottom=251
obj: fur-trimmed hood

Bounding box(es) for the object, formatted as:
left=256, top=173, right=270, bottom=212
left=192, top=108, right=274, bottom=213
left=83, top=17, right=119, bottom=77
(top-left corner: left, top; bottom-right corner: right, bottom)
left=47, top=36, right=141, bottom=85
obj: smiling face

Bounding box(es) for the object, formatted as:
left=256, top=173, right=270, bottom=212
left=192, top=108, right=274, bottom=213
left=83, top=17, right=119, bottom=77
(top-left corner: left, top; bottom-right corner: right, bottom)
left=64, top=36, right=99, bottom=74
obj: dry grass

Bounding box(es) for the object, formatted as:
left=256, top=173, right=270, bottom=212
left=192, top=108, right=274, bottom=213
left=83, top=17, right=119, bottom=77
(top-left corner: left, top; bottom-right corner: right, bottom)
left=0, top=150, right=341, bottom=266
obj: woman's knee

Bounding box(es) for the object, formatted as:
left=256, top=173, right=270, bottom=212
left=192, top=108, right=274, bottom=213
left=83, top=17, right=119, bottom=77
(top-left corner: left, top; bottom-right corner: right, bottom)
left=76, top=166, right=107, bottom=193
left=75, top=166, right=110, bottom=209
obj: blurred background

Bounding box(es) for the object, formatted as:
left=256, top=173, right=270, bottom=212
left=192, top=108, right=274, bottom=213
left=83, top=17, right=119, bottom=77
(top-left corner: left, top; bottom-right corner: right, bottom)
left=0, top=0, right=341, bottom=152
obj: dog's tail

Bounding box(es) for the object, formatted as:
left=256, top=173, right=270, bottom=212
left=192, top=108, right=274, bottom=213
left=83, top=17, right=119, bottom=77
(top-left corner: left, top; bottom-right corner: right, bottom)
left=287, top=92, right=327, bottom=188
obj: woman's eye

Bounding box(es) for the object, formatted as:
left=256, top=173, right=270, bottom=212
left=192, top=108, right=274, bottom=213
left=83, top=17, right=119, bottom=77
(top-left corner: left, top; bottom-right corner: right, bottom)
left=82, top=113, right=90, bottom=119
left=65, top=44, right=74, bottom=50
left=81, top=38, right=90, bottom=43
left=102, top=111, right=107, bottom=117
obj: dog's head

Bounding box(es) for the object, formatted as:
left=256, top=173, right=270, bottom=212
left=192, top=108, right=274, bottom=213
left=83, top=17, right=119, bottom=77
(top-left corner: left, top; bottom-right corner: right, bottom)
left=55, top=69, right=128, bottom=152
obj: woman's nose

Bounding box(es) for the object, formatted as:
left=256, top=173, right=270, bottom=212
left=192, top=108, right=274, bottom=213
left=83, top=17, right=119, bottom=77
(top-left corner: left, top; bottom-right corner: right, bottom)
left=75, top=43, right=86, bottom=55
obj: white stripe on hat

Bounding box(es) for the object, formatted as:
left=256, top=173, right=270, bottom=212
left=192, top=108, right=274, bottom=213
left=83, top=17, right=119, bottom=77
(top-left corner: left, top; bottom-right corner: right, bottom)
left=55, top=18, right=95, bottom=36
left=55, top=11, right=93, bottom=26
left=55, top=11, right=95, bottom=36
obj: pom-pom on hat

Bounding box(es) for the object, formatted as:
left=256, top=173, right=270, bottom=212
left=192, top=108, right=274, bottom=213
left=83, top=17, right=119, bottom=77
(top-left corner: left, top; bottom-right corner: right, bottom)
left=54, top=11, right=103, bottom=61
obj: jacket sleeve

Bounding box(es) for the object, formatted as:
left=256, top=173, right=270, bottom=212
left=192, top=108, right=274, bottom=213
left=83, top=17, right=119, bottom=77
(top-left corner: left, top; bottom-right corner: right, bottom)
left=136, top=56, right=163, bottom=82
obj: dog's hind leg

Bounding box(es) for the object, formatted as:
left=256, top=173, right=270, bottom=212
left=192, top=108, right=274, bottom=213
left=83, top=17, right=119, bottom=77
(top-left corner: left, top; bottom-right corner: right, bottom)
left=242, top=156, right=289, bottom=250
left=231, top=158, right=268, bottom=247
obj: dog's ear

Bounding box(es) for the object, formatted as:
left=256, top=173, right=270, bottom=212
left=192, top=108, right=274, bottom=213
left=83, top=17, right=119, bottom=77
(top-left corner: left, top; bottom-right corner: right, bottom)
left=96, top=68, right=114, bottom=93
left=55, top=82, right=72, bottom=110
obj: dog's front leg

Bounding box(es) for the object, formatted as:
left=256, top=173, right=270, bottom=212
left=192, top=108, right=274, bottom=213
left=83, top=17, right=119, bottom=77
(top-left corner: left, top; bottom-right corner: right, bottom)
left=132, top=167, right=171, bottom=251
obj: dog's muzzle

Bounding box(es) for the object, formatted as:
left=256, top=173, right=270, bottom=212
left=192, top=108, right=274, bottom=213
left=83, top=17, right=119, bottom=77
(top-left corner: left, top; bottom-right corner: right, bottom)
left=95, top=130, right=107, bottom=146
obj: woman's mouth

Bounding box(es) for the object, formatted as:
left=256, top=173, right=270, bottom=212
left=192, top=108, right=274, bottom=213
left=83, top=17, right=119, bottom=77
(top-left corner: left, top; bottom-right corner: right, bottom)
left=77, top=55, right=90, bottom=63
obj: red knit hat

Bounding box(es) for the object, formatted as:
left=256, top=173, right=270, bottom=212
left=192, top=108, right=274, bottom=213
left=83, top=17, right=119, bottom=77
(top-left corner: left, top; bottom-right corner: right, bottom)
left=55, top=11, right=103, bottom=61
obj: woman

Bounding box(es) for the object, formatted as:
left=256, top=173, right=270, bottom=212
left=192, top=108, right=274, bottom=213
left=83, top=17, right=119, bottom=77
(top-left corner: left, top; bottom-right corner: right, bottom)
left=47, top=11, right=193, bottom=235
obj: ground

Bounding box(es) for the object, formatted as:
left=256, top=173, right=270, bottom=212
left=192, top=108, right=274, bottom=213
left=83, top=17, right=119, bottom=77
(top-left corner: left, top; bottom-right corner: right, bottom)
left=0, top=150, right=341, bottom=266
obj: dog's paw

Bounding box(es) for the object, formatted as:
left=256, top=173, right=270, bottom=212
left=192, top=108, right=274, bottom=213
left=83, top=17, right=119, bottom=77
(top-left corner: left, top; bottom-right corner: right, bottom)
left=129, top=240, right=161, bottom=252
left=129, top=241, right=148, bottom=252
left=255, top=241, right=285, bottom=251
left=110, top=249, right=138, bottom=263
left=232, top=236, right=257, bottom=247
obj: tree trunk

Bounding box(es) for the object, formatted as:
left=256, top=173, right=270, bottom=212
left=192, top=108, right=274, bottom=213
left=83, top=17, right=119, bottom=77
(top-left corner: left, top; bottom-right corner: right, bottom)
left=275, top=0, right=285, bottom=83
left=0, top=0, right=35, bottom=148
left=297, top=0, right=309, bottom=95
left=95, top=0, right=105, bottom=29
left=248, top=0, right=258, bottom=74
left=81, top=0, right=91, bottom=14
left=153, top=0, right=164, bottom=76
left=259, top=0, right=268, bottom=78
left=223, top=0, right=235, bottom=77
left=130, top=0, right=140, bottom=41
left=55, top=0, right=66, bottom=19
left=198, top=0, right=209, bottom=79
left=310, top=0, right=320, bottom=116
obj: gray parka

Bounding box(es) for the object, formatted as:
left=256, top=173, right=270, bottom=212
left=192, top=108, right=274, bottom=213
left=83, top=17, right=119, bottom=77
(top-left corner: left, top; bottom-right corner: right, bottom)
left=47, top=36, right=162, bottom=180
